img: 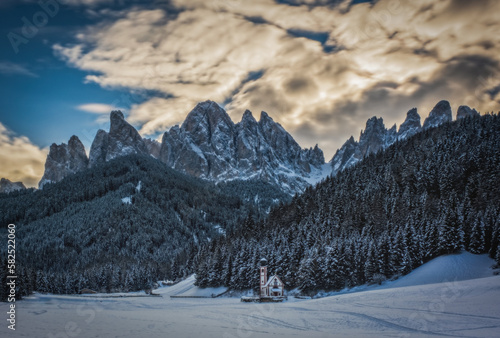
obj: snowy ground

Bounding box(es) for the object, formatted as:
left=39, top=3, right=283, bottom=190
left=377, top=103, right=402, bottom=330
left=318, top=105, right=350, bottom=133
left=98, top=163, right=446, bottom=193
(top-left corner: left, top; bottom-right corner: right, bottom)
left=1, top=252, right=499, bottom=338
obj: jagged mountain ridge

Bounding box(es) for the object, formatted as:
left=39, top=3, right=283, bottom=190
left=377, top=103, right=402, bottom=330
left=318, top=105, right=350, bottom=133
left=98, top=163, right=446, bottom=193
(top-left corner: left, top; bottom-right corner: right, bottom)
left=89, top=110, right=149, bottom=167
left=160, top=101, right=325, bottom=194
left=329, top=100, right=480, bottom=175
left=37, top=101, right=325, bottom=195
left=0, top=178, right=26, bottom=194
left=35, top=99, right=481, bottom=192
left=194, top=112, right=500, bottom=291
left=39, top=135, right=89, bottom=189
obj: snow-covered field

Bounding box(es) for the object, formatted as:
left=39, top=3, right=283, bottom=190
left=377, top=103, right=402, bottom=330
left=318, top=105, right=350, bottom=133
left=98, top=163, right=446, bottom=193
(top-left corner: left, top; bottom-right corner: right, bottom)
left=2, top=252, right=499, bottom=337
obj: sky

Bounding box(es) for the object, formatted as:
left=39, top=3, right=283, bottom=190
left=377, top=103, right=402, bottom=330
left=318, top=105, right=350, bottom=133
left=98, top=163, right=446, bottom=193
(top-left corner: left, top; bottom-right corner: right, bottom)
left=0, top=0, right=499, bottom=187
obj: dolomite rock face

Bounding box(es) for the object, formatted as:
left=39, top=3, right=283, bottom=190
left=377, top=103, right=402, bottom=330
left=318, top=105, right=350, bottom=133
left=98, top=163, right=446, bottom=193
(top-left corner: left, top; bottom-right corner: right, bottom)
left=160, top=101, right=325, bottom=194
left=39, top=135, right=89, bottom=188
left=423, top=100, right=452, bottom=130
left=330, top=101, right=457, bottom=176
left=398, top=108, right=421, bottom=140
left=40, top=102, right=325, bottom=194
left=457, top=105, right=479, bottom=119
left=89, top=110, right=148, bottom=167
left=37, top=99, right=478, bottom=194
left=0, top=178, right=26, bottom=193
left=144, top=138, right=161, bottom=159
left=330, top=116, right=398, bottom=174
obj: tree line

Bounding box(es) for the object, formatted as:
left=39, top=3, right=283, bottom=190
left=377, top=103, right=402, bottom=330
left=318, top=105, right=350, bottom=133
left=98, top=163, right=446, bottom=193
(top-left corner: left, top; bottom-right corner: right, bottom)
left=194, top=114, right=500, bottom=293
left=0, top=155, right=285, bottom=299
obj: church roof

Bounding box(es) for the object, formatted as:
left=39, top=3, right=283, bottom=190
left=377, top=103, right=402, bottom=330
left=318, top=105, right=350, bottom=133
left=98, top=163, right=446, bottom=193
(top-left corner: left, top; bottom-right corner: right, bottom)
left=264, top=275, right=283, bottom=287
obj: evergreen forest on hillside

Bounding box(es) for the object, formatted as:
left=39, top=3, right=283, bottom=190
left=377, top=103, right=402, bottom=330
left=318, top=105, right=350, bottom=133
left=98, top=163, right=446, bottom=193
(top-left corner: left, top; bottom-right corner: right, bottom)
left=0, top=155, right=285, bottom=299
left=194, top=114, right=500, bottom=292
left=1, top=114, right=499, bottom=300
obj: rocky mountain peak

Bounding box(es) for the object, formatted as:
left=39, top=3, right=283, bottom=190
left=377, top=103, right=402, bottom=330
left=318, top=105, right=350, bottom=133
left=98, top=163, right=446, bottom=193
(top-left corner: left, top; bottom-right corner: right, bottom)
left=457, top=105, right=479, bottom=119
left=330, top=100, right=468, bottom=176
left=88, top=130, right=108, bottom=167
left=181, top=101, right=235, bottom=160
left=144, top=138, right=161, bottom=159
left=330, top=136, right=359, bottom=173
left=0, top=178, right=26, bottom=194
left=37, top=102, right=326, bottom=194
left=305, top=144, right=325, bottom=167
left=39, top=135, right=89, bottom=188
left=241, top=109, right=257, bottom=125
left=68, top=135, right=88, bottom=163
left=259, top=111, right=272, bottom=123
left=346, top=135, right=356, bottom=146
left=160, top=103, right=326, bottom=194
left=357, top=116, right=387, bottom=157
left=364, top=116, right=385, bottom=130
left=182, top=100, right=234, bottom=132
left=423, top=100, right=452, bottom=129
left=402, top=107, right=420, bottom=123
left=110, top=109, right=124, bottom=122
left=258, top=111, right=298, bottom=152
left=398, top=108, right=421, bottom=140
left=329, top=115, right=390, bottom=175
left=89, top=110, right=148, bottom=166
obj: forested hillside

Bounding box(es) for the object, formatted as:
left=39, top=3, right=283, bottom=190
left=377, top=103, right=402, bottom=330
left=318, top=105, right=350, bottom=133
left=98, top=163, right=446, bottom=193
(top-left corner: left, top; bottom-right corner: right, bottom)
left=0, top=155, right=285, bottom=299
left=194, top=114, right=500, bottom=293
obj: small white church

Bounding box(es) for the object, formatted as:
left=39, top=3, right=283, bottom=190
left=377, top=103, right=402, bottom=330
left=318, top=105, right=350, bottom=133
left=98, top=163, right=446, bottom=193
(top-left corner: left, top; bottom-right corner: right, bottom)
left=259, top=258, right=285, bottom=298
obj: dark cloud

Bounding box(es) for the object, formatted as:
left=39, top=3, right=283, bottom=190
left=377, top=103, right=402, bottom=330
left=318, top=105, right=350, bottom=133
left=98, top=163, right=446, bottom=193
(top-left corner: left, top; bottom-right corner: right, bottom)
left=479, top=40, right=494, bottom=50
left=243, top=16, right=269, bottom=25
left=283, top=76, right=318, bottom=95
left=413, top=44, right=438, bottom=58
left=372, top=81, right=399, bottom=89
left=398, top=54, right=500, bottom=108
left=442, top=54, right=498, bottom=89
left=312, top=52, right=500, bottom=152
left=275, top=0, right=374, bottom=8
left=275, top=0, right=343, bottom=7
left=486, top=84, right=500, bottom=100
left=446, top=0, right=491, bottom=14
left=223, top=70, right=266, bottom=105
left=51, top=0, right=500, bottom=159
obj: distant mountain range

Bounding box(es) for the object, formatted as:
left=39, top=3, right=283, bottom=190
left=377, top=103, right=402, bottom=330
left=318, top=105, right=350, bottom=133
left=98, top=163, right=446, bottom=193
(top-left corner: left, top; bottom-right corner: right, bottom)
left=0, top=99, right=481, bottom=196
left=195, top=112, right=499, bottom=291
left=329, top=100, right=479, bottom=174
left=38, top=101, right=325, bottom=195
left=0, top=99, right=495, bottom=297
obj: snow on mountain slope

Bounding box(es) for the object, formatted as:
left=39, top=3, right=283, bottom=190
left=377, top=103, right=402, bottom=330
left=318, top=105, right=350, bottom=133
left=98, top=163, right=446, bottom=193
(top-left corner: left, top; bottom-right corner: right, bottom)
left=155, top=275, right=227, bottom=297
left=384, top=251, right=496, bottom=289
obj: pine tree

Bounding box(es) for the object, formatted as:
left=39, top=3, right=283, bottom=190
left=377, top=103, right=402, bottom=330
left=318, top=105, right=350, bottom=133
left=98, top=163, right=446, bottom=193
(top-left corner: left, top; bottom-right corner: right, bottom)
left=469, top=219, right=486, bottom=254
left=364, top=242, right=379, bottom=282
left=496, top=245, right=500, bottom=266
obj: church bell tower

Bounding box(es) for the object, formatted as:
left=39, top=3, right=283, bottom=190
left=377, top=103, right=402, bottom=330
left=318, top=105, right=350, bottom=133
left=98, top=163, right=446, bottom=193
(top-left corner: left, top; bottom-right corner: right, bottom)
left=259, top=258, right=268, bottom=297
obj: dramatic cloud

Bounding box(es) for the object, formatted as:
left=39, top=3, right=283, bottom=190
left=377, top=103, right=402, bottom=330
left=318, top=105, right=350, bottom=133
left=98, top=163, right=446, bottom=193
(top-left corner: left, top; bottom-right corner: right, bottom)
left=53, top=0, right=500, bottom=157
left=0, top=123, right=48, bottom=187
